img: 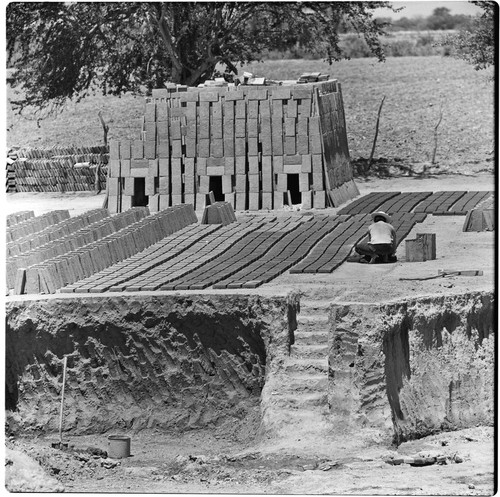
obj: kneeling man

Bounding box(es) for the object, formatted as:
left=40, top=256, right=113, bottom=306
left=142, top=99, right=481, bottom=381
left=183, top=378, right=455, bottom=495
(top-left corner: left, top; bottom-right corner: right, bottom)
left=355, top=211, right=397, bottom=264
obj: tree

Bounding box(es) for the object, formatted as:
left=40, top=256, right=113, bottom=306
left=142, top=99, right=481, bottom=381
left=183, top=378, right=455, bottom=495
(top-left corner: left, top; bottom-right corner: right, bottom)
left=426, top=7, right=455, bottom=30
left=441, top=1, right=496, bottom=70
left=7, top=2, right=394, bottom=116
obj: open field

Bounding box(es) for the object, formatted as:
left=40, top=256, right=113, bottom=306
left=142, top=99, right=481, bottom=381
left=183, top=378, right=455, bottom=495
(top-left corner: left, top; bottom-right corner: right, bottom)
left=7, top=56, right=494, bottom=176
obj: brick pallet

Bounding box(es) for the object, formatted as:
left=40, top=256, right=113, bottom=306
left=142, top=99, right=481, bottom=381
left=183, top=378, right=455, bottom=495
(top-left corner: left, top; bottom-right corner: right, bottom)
left=107, top=80, right=359, bottom=213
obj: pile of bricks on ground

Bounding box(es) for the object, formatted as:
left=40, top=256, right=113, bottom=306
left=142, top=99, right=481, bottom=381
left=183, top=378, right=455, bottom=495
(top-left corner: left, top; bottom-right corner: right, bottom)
left=7, top=210, right=71, bottom=243
left=14, top=204, right=197, bottom=295
left=6, top=209, right=111, bottom=288
left=7, top=145, right=109, bottom=193
left=107, top=77, right=357, bottom=213
left=7, top=210, right=35, bottom=227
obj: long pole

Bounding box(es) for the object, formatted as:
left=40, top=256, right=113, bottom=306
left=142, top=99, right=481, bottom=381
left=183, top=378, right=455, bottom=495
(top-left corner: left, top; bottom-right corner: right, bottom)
left=59, top=356, right=67, bottom=444
left=368, top=95, right=386, bottom=171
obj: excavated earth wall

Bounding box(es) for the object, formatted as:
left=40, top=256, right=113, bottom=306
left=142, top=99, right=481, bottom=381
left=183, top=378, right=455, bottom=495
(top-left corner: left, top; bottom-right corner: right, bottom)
left=329, top=291, right=494, bottom=444
left=6, top=294, right=298, bottom=435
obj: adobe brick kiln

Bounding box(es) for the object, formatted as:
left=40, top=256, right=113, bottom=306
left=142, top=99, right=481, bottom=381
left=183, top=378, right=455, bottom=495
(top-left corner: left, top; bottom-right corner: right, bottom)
left=107, top=80, right=359, bottom=213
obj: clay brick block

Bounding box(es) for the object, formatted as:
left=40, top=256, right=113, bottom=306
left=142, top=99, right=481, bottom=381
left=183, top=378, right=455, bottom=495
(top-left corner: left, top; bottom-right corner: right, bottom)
left=248, top=137, right=259, bottom=156
left=198, top=175, right=210, bottom=193
left=274, top=156, right=283, bottom=173
left=247, top=118, right=258, bottom=138
left=248, top=156, right=259, bottom=175
left=248, top=174, right=260, bottom=192
left=122, top=194, right=133, bottom=211
left=198, top=139, right=210, bottom=157
left=236, top=156, right=246, bottom=175
left=211, top=139, right=224, bottom=158
left=145, top=102, right=156, bottom=121
left=235, top=174, right=247, bottom=192
left=314, top=190, right=326, bottom=209
left=284, top=136, right=296, bottom=155
left=207, top=166, right=225, bottom=176
left=286, top=99, right=298, bottom=118
left=248, top=88, right=267, bottom=100
left=157, top=102, right=169, bottom=121
left=292, top=87, right=313, bottom=100
left=108, top=177, right=120, bottom=196
left=248, top=192, right=260, bottom=211
left=277, top=174, right=287, bottom=192
left=235, top=119, right=246, bottom=138
left=235, top=192, right=246, bottom=211
left=171, top=194, right=183, bottom=206
left=225, top=90, right=244, bottom=101
left=149, top=159, right=159, bottom=177
left=132, top=140, right=144, bottom=159
left=302, top=190, right=313, bottom=209
left=109, top=140, right=120, bottom=159
left=297, top=134, right=309, bottom=155
left=157, top=121, right=169, bottom=142
left=199, top=90, right=219, bottom=102
left=224, top=138, right=235, bottom=156
left=284, top=164, right=302, bottom=174
left=196, top=193, right=206, bottom=209
left=262, top=160, right=273, bottom=193
left=271, top=87, right=291, bottom=100
left=124, top=177, right=135, bottom=196
left=235, top=100, right=246, bottom=119
left=185, top=138, right=196, bottom=158
left=222, top=175, right=233, bottom=194
left=274, top=191, right=284, bottom=209
left=261, top=130, right=272, bottom=156
left=224, top=100, right=235, bottom=120
left=312, top=173, right=324, bottom=191
left=197, top=157, right=207, bottom=175
left=131, top=159, right=149, bottom=170
left=120, top=140, right=131, bottom=160
left=158, top=157, right=169, bottom=176
left=109, top=159, right=121, bottom=178
left=149, top=194, right=160, bottom=212
left=312, top=154, right=323, bottom=174
left=310, top=133, right=322, bottom=154
left=211, top=118, right=223, bottom=139
left=260, top=99, right=271, bottom=117
left=298, top=98, right=312, bottom=116
left=184, top=193, right=195, bottom=205
left=224, top=157, right=235, bottom=175
left=235, top=138, right=246, bottom=156
left=225, top=192, right=235, bottom=208
left=179, top=91, right=199, bottom=103
left=272, top=132, right=283, bottom=155
left=159, top=176, right=170, bottom=194
left=285, top=117, right=296, bottom=137
left=145, top=176, right=156, bottom=196
left=299, top=173, right=310, bottom=192
left=248, top=99, right=259, bottom=119
left=284, top=154, right=303, bottom=165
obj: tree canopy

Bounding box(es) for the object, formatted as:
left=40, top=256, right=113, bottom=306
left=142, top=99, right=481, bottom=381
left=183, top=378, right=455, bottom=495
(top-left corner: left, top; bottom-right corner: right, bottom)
left=441, top=1, right=496, bottom=70
left=7, top=1, right=393, bottom=115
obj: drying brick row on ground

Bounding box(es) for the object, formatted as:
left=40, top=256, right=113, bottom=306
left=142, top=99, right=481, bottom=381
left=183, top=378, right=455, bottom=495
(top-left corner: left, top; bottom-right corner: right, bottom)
left=6, top=210, right=70, bottom=243
left=17, top=204, right=197, bottom=295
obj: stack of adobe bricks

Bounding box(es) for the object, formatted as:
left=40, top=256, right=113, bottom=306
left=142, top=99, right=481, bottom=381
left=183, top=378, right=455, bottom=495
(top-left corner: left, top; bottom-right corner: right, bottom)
left=107, top=79, right=359, bottom=213
left=10, top=145, right=108, bottom=192
left=7, top=210, right=34, bottom=227
left=7, top=210, right=70, bottom=243
left=16, top=204, right=197, bottom=295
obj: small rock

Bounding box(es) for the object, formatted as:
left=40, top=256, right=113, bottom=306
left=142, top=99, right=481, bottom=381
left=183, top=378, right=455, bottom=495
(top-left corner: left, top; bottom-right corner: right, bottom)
left=302, top=464, right=316, bottom=471
left=468, top=484, right=475, bottom=489
left=453, top=455, right=464, bottom=464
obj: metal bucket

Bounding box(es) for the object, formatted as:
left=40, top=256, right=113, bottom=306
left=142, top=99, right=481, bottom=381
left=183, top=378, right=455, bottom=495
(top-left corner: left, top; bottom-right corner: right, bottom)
left=107, top=435, right=131, bottom=459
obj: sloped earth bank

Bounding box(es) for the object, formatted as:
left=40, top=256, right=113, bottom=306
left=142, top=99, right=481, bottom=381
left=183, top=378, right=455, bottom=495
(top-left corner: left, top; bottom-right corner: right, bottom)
left=6, top=291, right=495, bottom=494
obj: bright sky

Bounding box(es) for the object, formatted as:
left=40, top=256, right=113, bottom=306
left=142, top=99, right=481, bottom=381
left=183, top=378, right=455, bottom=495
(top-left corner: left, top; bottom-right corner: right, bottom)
left=373, top=1, right=484, bottom=19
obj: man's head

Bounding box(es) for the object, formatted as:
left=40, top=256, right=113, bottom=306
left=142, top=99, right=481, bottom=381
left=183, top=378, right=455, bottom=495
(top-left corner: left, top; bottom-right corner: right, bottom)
left=370, top=211, right=391, bottom=223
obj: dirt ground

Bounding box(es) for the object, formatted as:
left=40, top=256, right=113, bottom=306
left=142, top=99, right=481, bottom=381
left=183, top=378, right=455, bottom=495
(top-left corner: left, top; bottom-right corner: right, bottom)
left=4, top=172, right=496, bottom=494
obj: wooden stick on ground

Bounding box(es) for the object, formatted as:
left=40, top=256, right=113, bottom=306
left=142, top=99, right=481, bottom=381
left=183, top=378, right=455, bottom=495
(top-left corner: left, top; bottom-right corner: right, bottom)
left=431, top=106, right=444, bottom=165
left=59, top=356, right=68, bottom=445
left=368, top=96, right=386, bottom=171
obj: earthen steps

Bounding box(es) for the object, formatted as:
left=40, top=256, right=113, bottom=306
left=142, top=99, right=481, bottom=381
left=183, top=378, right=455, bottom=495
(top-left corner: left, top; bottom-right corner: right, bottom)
left=290, top=343, right=329, bottom=359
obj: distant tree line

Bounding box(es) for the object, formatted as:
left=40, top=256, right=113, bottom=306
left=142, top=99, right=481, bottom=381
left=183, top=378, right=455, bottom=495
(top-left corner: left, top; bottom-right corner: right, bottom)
left=375, top=7, right=476, bottom=32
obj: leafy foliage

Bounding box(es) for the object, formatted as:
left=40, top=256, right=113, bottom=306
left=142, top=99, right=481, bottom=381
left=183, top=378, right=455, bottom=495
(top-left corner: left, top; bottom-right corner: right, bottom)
left=7, top=1, right=394, bottom=115
left=440, top=1, right=496, bottom=70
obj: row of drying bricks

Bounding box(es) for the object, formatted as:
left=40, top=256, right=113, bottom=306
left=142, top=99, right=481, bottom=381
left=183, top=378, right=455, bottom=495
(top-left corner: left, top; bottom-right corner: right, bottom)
left=61, top=211, right=426, bottom=293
